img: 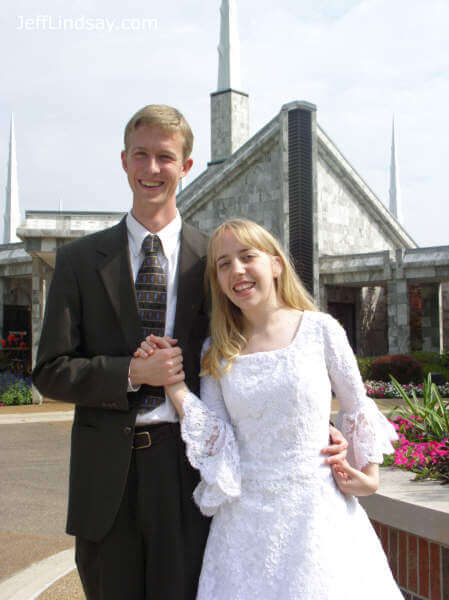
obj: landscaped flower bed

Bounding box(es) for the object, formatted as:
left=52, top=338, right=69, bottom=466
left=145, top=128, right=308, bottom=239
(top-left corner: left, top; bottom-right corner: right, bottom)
left=380, top=376, right=449, bottom=484
left=0, top=370, right=32, bottom=406
left=365, top=380, right=449, bottom=399
left=384, top=417, right=449, bottom=483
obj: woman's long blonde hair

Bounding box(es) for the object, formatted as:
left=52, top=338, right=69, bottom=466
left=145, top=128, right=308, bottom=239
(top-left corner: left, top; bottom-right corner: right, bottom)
left=202, top=218, right=318, bottom=378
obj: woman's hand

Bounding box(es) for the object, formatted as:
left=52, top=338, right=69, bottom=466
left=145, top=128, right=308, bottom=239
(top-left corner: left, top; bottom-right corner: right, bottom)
left=133, top=335, right=178, bottom=359
left=321, top=425, right=348, bottom=465
left=332, top=459, right=379, bottom=497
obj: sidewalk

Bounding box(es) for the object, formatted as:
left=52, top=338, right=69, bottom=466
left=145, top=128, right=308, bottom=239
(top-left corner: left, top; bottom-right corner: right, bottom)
left=0, top=400, right=81, bottom=600
left=0, top=399, right=74, bottom=425
left=0, top=398, right=74, bottom=414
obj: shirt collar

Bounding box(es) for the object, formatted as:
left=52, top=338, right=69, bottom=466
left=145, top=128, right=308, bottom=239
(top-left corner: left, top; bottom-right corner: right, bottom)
left=126, top=211, right=182, bottom=258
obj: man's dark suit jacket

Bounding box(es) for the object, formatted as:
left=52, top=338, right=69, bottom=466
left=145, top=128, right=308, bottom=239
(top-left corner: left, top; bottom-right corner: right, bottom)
left=32, top=217, right=209, bottom=542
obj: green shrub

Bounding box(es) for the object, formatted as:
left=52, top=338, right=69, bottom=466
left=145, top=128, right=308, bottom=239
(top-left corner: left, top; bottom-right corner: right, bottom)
left=0, top=381, right=32, bottom=406
left=410, top=351, right=439, bottom=364
left=358, top=352, right=449, bottom=384
left=357, top=357, right=374, bottom=380
left=440, top=350, right=449, bottom=369
left=420, top=363, right=449, bottom=383
left=410, top=351, right=449, bottom=383
left=371, top=354, right=423, bottom=384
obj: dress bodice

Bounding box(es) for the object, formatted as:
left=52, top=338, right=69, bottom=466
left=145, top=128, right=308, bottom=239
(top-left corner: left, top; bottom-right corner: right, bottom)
left=220, top=312, right=332, bottom=481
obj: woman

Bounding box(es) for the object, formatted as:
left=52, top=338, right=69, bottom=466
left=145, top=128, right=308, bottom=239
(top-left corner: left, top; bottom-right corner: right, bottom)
left=137, top=218, right=402, bottom=599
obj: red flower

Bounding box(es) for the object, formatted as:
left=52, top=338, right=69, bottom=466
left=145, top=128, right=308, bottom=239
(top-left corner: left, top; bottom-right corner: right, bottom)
left=0, top=340, right=6, bottom=347
left=19, top=341, right=26, bottom=349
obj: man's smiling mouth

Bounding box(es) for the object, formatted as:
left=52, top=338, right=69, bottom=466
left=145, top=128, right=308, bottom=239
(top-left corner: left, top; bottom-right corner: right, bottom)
left=139, top=180, right=163, bottom=188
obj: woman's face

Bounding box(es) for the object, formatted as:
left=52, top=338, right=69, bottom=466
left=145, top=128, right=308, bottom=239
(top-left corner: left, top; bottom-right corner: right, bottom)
left=214, top=230, right=281, bottom=313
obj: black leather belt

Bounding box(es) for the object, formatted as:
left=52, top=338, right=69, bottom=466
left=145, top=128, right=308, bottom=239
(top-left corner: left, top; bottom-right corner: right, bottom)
left=132, top=423, right=178, bottom=450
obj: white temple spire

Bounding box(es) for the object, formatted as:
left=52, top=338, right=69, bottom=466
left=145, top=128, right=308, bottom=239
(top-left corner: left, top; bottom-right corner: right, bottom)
left=210, top=0, right=249, bottom=163
left=217, top=0, right=242, bottom=92
left=4, top=114, right=21, bottom=243
left=389, top=116, right=402, bottom=222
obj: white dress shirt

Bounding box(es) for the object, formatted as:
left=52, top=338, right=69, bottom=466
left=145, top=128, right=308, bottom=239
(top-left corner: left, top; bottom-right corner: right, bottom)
left=126, top=210, right=180, bottom=424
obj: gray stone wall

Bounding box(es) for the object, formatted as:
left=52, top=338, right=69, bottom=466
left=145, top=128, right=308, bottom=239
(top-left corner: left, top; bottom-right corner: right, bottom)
left=317, top=158, right=398, bottom=256
left=421, top=283, right=442, bottom=353
left=186, top=142, right=284, bottom=242
left=387, top=280, right=410, bottom=354
left=4, top=277, right=31, bottom=306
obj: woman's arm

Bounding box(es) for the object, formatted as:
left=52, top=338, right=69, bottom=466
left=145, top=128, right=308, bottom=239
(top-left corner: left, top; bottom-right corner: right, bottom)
left=135, top=334, right=241, bottom=516
left=322, top=314, right=397, bottom=471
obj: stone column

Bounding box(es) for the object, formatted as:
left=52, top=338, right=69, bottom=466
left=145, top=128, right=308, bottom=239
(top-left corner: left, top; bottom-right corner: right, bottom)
left=421, top=283, right=443, bottom=353
left=442, top=282, right=449, bottom=351
left=31, top=257, right=45, bottom=404
left=387, top=279, right=410, bottom=354
left=319, top=282, right=328, bottom=312
left=210, top=89, right=249, bottom=164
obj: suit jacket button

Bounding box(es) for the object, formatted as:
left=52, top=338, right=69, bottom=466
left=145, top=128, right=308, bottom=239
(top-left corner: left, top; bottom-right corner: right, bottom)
left=124, top=426, right=132, bottom=435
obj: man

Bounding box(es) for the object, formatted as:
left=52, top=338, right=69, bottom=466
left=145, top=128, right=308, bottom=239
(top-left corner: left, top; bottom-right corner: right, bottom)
left=33, top=105, right=210, bottom=599
left=33, top=105, right=347, bottom=599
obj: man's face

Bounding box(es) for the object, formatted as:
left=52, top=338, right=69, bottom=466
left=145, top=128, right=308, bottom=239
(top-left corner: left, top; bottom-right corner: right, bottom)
left=121, top=124, right=193, bottom=220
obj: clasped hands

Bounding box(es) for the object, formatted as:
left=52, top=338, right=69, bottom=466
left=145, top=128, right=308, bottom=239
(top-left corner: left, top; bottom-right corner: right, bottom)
left=129, top=334, right=185, bottom=388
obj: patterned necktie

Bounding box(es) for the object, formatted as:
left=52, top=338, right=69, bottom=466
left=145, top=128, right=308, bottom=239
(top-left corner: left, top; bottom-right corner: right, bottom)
left=133, top=234, right=167, bottom=410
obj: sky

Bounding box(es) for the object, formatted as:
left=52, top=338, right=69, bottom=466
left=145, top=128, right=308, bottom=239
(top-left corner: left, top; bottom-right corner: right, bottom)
left=1, top=0, right=448, bottom=247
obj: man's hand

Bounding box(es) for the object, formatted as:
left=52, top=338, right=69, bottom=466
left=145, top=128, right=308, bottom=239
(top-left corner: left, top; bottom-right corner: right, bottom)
left=321, top=424, right=348, bottom=465
left=129, top=340, right=184, bottom=387
left=133, top=335, right=189, bottom=418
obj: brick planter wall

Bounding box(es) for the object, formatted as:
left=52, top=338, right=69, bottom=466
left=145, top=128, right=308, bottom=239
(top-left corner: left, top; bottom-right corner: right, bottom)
left=371, top=520, right=449, bottom=600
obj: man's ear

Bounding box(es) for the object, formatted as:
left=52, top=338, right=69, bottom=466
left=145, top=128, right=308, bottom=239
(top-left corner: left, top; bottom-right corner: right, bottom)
left=181, top=157, right=193, bottom=178
left=121, top=150, right=128, bottom=173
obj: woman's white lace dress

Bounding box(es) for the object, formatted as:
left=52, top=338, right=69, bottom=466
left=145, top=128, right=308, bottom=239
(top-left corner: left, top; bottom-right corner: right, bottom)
left=181, top=311, right=403, bottom=600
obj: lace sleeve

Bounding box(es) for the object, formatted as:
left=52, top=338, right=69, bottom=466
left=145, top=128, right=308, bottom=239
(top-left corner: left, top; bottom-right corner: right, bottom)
left=322, top=314, right=397, bottom=471
left=180, top=342, right=241, bottom=516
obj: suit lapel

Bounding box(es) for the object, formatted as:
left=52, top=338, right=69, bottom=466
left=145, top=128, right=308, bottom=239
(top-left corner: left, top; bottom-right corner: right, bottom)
left=96, top=217, right=141, bottom=353
left=174, top=224, right=207, bottom=345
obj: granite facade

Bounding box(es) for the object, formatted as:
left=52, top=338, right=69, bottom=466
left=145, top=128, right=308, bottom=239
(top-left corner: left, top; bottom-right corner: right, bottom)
left=317, top=156, right=398, bottom=256
left=186, top=141, right=284, bottom=241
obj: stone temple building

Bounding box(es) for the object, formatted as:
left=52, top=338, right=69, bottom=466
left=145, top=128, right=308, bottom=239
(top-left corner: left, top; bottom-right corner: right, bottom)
left=1, top=1, right=448, bottom=402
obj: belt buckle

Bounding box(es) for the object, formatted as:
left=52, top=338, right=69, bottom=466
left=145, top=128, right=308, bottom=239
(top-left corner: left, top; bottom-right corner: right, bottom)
left=133, top=431, right=152, bottom=450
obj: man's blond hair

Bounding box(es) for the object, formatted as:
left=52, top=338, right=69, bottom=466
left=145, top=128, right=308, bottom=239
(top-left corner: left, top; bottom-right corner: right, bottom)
left=124, top=105, right=194, bottom=161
